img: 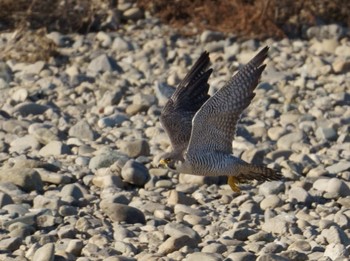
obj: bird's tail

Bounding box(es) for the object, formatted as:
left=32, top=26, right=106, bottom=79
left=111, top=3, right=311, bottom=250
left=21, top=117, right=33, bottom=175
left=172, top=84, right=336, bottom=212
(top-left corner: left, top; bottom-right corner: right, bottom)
left=237, top=164, right=282, bottom=183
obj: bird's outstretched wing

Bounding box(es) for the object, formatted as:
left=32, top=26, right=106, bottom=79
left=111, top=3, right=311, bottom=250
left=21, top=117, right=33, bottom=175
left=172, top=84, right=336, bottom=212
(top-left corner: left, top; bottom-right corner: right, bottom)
left=187, top=46, right=269, bottom=155
left=160, top=52, right=213, bottom=152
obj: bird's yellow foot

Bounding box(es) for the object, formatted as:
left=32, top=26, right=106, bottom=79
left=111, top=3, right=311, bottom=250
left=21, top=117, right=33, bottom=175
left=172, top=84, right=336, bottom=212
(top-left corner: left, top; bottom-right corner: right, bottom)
left=228, top=176, right=241, bottom=193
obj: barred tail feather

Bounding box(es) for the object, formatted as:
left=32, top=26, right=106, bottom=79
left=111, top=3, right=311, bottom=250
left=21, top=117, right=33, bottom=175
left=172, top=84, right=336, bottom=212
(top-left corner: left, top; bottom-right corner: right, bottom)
left=238, top=164, right=282, bottom=183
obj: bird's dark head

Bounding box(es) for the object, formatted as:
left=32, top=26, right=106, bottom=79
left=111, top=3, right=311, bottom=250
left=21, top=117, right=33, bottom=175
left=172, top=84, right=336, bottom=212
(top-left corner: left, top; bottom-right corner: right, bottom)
left=158, top=151, right=184, bottom=171
left=158, top=156, right=176, bottom=171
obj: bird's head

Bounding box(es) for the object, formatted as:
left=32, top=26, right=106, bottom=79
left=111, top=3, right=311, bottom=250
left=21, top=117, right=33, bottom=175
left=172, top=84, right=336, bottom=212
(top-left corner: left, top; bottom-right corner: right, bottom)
left=158, top=149, right=185, bottom=171
left=158, top=156, right=177, bottom=171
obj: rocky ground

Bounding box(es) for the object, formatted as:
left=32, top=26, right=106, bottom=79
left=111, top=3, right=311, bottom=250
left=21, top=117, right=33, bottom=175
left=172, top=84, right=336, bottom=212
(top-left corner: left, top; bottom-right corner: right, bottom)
left=0, top=4, right=350, bottom=261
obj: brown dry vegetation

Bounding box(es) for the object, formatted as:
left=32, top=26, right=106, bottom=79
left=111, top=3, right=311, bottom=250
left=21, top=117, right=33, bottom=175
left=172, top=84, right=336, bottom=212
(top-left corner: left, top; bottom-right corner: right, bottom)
left=138, top=0, right=350, bottom=39
left=0, top=0, right=117, bottom=33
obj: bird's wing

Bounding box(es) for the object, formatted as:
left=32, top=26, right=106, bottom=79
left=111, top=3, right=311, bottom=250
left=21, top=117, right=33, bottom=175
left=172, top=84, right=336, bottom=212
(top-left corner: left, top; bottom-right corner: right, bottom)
left=187, top=46, right=269, bottom=155
left=160, top=52, right=213, bottom=151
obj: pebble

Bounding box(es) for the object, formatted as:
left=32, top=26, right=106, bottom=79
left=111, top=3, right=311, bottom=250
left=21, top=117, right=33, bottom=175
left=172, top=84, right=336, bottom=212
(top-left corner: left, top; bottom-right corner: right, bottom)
left=121, top=159, right=150, bottom=186
left=87, top=54, right=119, bottom=74
left=185, top=252, right=223, bottom=261
left=32, top=243, right=55, bottom=261
left=13, top=102, right=49, bottom=116
left=39, top=140, right=70, bottom=156
left=69, top=120, right=95, bottom=141
left=158, top=235, right=197, bottom=254
left=100, top=201, right=146, bottom=224
left=118, top=139, right=150, bottom=158
left=0, top=168, right=43, bottom=192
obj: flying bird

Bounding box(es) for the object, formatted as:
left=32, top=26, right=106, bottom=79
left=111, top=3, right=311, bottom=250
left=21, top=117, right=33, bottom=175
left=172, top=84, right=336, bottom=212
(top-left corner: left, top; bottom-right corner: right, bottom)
left=158, top=47, right=281, bottom=192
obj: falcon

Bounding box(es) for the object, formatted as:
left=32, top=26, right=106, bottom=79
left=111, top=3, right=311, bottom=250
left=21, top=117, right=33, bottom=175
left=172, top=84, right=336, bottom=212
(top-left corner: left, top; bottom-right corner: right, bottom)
left=158, top=47, right=281, bottom=192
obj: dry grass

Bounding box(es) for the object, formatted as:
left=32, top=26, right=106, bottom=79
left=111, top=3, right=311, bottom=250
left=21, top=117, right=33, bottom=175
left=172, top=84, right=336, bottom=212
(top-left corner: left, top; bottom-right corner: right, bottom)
left=138, top=0, right=350, bottom=39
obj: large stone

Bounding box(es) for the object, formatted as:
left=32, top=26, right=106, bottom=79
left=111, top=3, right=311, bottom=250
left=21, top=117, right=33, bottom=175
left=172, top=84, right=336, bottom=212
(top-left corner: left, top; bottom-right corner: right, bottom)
left=158, top=235, right=198, bottom=254
left=13, top=102, right=49, bottom=116
left=69, top=120, right=95, bottom=141
left=100, top=202, right=145, bottom=224
left=313, top=178, right=350, bottom=197
left=121, top=160, right=150, bottom=186
left=87, top=54, right=120, bottom=74
left=0, top=168, right=43, bottom=192
left=118, top=139, right=150, bottom=158
left=32, top=243, right=55, bottom=261
left=39, top=141, right=70, bottom=156
left=262, top=216, right=289, bottom=235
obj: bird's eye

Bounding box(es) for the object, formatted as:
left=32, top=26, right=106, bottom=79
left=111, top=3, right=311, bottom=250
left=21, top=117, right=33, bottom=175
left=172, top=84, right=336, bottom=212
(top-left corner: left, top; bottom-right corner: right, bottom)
left=165, top=158, right=171, bottom=163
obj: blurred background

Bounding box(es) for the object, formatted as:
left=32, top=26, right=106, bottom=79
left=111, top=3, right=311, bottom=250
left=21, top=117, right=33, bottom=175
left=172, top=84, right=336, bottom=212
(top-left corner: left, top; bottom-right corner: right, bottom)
left=0, top=0, right=349, bottom=38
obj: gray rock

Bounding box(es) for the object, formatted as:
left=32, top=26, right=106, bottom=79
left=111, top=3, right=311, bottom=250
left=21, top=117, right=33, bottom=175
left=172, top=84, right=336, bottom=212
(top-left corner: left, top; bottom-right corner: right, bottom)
left=96, top=31, right=112, bottom=47
left=326, top=161, right=350, bottom=174
left=114, top=241, right=137, bottom=256
left=112, top=37, right=133, bottom=52
left=315, top=126, right=338, bottom=141
left=9, top=134, right=41, bottom=153
left=60, top=184, right=86, bottom=201
left=32, top=128, right=59, bottom=145
left=332, top=58, right=350, bottom=74
left=0, top=62, right=12, bottom=86
left=3, top=204, right=29, bottom=216
left=46, top=31, right=66, bottom=46
left=69, top=120, right=95, bottom=141
left=277, top=132, right=304, bottom=150
left=123, top=7, right=144, bottom=21
left=33, top=195, right=61, bottom=210
left=39, top=141, right=70, bottom=156
left=323, top=243, right=348, bottom=260
left=164, top=222, right=200, bottom=243
left=97, top=90, right=124, bottom=108
left=32, top=243, right=55, bottom=261
left=256, top=254, right=289, bottom=261
left=200, top=30, right=225, bottom=43
left=313, top=178, right=350, bottom=197
left=321, top=226, right=350, bottom=245
left=12, top=88, right=29, bottom=102
left=0, top=237, right=21, bottom=252
left=306, top=24, right=345, bottom=40
left=121, top=160, right=150, bottom=186
left=262, top=216, right=289, bottom=235
left=22, top=61, right=45, bottom=75
left=288, top=240, right=311, bottom=252
left=100, top=202, right=145, bottom=224
left=167, top=190, right=196, bottom=206
left=0, top=192, right=13, bottom=208
left=185, top=252, right=223, bottom=261
left=87, top=54, right=119, bottom=74
left=89, top=151, right=124, bottom=169
left=201, top=243, right=227, bottom=254
left=288, top=187, right=312, bottom=205
left=226, top=252, right=256, bottom=261
left=8, top=222, right=35, bottom=239
left=158, top=235, right=198, bottom=254
left=259, top=181, right=285, bottom=196
left=0, top=168, right=43, bottom=192
left=13, top=102, right=49, bottom=116
left=66, top=239, right=84, bottom=256
left=260, top=195, right=283, bottom=210
left=36, top=169, right=71, bottom=185
left=118, top=139, right=150, bottom=158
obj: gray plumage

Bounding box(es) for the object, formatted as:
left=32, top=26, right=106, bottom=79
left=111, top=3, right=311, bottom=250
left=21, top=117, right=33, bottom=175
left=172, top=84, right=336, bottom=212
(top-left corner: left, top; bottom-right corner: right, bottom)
left=159, top=47, right=281, bottom=192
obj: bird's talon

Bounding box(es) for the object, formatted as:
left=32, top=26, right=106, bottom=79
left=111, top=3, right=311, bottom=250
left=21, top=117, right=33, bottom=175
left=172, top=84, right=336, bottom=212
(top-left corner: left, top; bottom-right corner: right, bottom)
left=228, top=176, right=241, bottom=193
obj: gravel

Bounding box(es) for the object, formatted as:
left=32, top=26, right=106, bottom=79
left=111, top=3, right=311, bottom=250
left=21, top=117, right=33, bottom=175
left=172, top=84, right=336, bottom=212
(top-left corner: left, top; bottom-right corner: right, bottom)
left=0, top=0, right=349, bottom=260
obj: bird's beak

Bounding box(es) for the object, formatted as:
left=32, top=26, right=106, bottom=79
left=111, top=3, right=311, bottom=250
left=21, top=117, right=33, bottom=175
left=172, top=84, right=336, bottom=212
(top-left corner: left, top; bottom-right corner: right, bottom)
left=158, top=159, right=167, bottom=168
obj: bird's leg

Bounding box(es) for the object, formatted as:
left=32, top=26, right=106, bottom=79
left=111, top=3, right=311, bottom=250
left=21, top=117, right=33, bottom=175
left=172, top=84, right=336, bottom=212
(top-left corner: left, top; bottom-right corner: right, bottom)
left=228, top=176, right=241, bottom=193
